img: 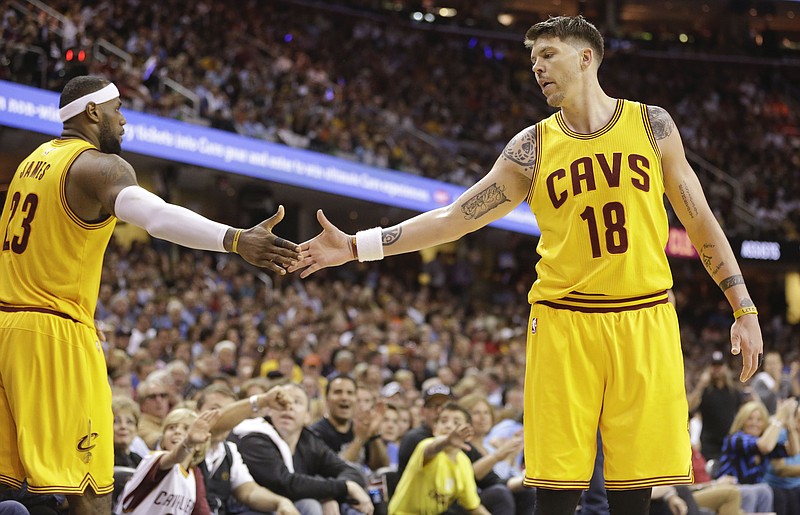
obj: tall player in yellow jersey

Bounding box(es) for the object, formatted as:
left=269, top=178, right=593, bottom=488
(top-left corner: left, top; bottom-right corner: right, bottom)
left=290, top=15, right=764, bottom=515
left=0, top=76, right=300, bottom=514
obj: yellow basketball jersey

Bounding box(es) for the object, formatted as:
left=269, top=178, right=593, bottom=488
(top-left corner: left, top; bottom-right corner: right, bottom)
left=527, top=99, right=672, bottom=304
left=0, top=138, right=116, bottom=328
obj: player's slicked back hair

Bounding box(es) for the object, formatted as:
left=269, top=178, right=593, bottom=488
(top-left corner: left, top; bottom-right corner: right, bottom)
left=59, top=75, right=110, bottom=109
left=524, top=15, right=604, bottom=64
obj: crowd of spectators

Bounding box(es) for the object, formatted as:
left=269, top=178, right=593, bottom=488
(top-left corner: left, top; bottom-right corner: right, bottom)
left=86, top=236, right=800, bottom=513
left=2, top=0, right=799, bottom=239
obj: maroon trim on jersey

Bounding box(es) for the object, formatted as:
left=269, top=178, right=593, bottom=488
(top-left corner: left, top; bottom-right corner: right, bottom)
left=0, top=305, right=78, bottom=323
left=538, top=296, right=669, bottom=313
left=120, top=455, right=171, bottom=513
left=560, top=290, right=667, bottom=304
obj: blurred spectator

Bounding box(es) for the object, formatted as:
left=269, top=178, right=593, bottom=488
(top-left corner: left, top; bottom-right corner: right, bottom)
left=195, top=385, right=299, bottom=515
left=686, top=351, right=750, bottom=461
left=765, top=405, right=800, bottom=515
left=234, top=384, right=374, bottom=515
left=751, top=352, right=799, bottom=414
left=136, top=378, right=172, bottom=449
left=716, top=399, right=800, bottom=514
left=310, top=375, right=389, bottom=472
left=397, top=384, right=452, bottom=476
left=388, top=402, right=490, bottom=514
left=116, top=408, right=219, bottom=514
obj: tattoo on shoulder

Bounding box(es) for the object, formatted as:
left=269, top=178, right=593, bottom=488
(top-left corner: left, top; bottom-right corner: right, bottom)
left=502, top=127, right=536, bottom=168
left=718, top=274, right=744, bottom=292
left=382, top=227, right=401, bottom=246
left=100, top=157, right=133, bottom=186
left=647, top=105, right=674, bottom=140
left=461, top=183, right=510, bottom=220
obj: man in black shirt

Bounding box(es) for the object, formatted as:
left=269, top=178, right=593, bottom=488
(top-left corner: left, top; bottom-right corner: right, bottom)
left=687, top=351, right=751, bottom=461
left=310, top=376, right=388, bottom=471
left=236, top=383, right=374, bottom=515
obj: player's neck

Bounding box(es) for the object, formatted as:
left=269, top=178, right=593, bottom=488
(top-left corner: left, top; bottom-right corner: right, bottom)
left=61, top=127, right=100, bottom=148
left=559, top=87, right=616, bottom=134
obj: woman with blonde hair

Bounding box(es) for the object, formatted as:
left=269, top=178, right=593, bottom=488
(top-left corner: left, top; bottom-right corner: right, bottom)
left=116, top=408, right=220, bottom=515
left=716, top=398, right=799, bottom=515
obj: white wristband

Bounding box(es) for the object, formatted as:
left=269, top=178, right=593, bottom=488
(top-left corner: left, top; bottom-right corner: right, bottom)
left=355, top=227, right=384, bottom=262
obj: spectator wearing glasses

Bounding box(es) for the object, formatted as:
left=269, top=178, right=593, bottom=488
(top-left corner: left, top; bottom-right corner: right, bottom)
left=137, top=378, right=172, bottom=449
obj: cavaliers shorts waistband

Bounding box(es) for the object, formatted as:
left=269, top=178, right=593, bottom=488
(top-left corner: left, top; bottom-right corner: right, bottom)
left=536, top=290, right=669, bottom=313
left=0, top=305, right=79, bottom=323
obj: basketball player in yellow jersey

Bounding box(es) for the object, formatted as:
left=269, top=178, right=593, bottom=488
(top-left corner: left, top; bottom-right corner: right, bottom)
left=0, top=76, right=300, bottom=515
left=290, top=15, right=764, bottom=515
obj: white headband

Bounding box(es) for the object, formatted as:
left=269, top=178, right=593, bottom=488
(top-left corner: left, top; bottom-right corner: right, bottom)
left=58, top=83, right=120, bottom=122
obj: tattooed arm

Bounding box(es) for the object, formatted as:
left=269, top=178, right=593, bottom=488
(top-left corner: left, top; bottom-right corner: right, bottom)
left=655, top=105, right=763, bottom=381
left=290, top=126, right=537, bottom=277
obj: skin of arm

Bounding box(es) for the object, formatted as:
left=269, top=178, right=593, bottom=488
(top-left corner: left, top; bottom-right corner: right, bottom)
left=755, top=399, right=798, bottom=454
left=210, top=388, right=289, bottom=441
left=770, top=458, right=800, bottom=477
left=467, top=505, right=491, bottom=515
left=65, top=151, right=299, bottom=273
left=291, top=126, right=536, bottom=277
left=471, top=435, right=523, bottom=480
left=233, top=482, right=299, bottom=515
left=423, top=424, right=473, bottom=465
left=159, top=410, right=220, bottom=470
left=655, top=105, right=763, bottom=381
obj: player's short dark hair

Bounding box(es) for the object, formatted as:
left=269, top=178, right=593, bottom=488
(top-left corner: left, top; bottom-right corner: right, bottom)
left=524, top=15, right=604, bottom=64
left=59, top=75, right=110, bottom=108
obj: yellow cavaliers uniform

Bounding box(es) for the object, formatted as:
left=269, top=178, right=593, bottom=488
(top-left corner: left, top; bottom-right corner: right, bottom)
left=522, top=100, right=692, bottom=490
left=0, top=138, right=115, bottom=495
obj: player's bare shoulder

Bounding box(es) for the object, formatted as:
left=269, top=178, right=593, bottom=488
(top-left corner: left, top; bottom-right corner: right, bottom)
left=501, top=125, right=537, bottom=175
left=646, top=105, right=675, bottom=141
left=71, top=150, right=136, bottom=188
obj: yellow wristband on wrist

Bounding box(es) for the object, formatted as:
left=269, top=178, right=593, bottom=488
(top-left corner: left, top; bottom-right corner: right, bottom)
left=231, top=229, right=243, bottom=254
left=733, top=306, right=758, bottom=319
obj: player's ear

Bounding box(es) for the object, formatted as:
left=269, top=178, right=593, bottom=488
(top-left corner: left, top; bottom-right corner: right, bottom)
left=580, top=48, right=593, bottom=69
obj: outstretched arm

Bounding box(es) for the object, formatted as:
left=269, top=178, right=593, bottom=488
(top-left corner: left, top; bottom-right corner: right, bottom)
left=290, top=126, right=537, bottom=277
left=655, top=105, right=762, bottom=381
left=66, top=151, right=300, bottom=274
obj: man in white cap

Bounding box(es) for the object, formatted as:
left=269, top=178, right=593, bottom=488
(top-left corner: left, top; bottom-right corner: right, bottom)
left=0, top=75, right=300, bottom=514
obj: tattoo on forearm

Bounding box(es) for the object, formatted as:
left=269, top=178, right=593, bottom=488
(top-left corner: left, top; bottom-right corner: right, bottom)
left=461, top=183, right=511, bottom=220
left=678, top=183, right=699, bottom=218
left=382, top=227, right=401, bottom=246
left=739, top=297, right=754, bottom=307
left=502, top=127, right=536, bottom=168
left=647, top=105, right=674, bottom=140
left=718, top=274, right=744, bottom=292
left=700, top=243, right=724, bottom=275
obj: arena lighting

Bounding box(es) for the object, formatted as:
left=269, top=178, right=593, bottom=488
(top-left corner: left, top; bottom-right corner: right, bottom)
left=438, top=7, right=457, bottom=17
left=497, top=13, right=514, bottom=26
left=423, top=13, right=435, bottom=22
left=64, top=49, right=86, bottom=62
left=411, top=11, right=423, bottom=21
left=739, top=240, right=781, bottom=261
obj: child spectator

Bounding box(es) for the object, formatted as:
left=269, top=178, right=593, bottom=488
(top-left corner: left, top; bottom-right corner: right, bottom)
left=388, top=402, right=490, bottom=515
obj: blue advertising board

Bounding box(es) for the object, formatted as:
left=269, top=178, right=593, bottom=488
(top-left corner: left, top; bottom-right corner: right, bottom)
left=0, top=80, right=540, bottom=235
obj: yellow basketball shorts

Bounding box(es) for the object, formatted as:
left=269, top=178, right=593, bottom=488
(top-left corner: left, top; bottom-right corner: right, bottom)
left=522, top=296, right=693, bottom=490
left=0, top=309, right=113, bottom=495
